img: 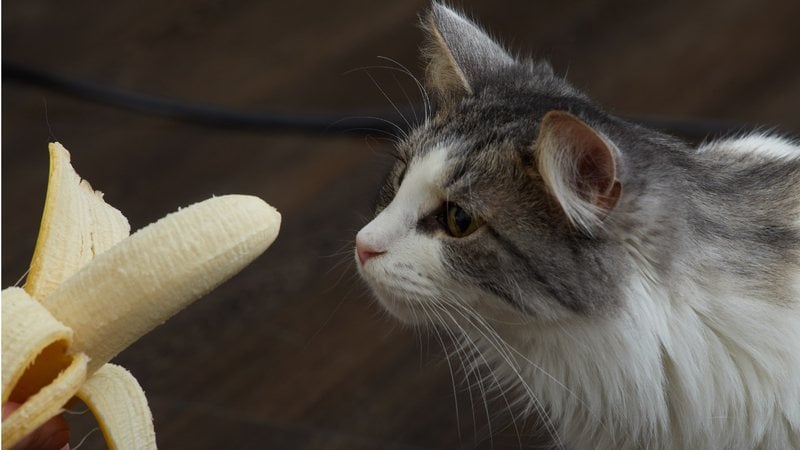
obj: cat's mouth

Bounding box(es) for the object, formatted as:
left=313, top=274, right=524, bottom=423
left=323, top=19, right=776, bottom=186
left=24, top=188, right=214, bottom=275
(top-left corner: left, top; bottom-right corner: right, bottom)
left=355, top=248, right=443, bottom=326
left=360, top=278, right=436, bottom=326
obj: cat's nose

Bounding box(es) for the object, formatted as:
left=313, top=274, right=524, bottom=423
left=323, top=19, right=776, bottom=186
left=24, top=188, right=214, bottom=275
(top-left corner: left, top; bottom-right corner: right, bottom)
left=356, top=238, right=385, bottom=265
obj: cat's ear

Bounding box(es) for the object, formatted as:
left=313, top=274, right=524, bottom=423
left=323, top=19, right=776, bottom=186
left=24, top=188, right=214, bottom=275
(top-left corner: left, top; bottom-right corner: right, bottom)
left=535, top=111, right=622, bottom=234
left=423, top=2, right=515, bottom=105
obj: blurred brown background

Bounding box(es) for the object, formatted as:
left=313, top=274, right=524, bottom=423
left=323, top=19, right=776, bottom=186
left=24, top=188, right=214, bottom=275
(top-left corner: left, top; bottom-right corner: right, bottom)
left=3, top=1, right=799, bottom=449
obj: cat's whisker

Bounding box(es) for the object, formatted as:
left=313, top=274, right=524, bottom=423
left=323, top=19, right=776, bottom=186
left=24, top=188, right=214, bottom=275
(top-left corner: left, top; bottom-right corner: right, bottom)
left=363, top=135, right=401, bottom=154
left=361, top=60, right=429, bottom=121
left=436, top=294, right=564, bottom=449
left=438, top=295, right=518, bottom=371
left=447, top=328, right=482, bottom=446
left=326, top=113, right=404, bottom=140
left=431, top=300, right=526, bottom=450
left=506, top=341, right=618, bottom=447
left=439, top=322, right=504, bottom=447
left=407, top=295, right=425, bottom=359
left=455, top=303, right=566, bottom=450
left=320, top=245, right=361, bottom=294
left=322, top=246, right=356, bottom=262
left=425, top=300, right=490, bottom=447
left=323, top=261, right=359, bottom=294
left=323, top=253, right=357, bottom=269
left=361, top=69, right=413, bottom=135
left=303, top=286, right=353, bottom=348
left=391, top=265, right=560, bottom=445
left=419, top=300, right=464, bottom=441
left=316, top=262, right=378, bottom=347
left=466, top=353, right=495, bottom=447
left=349, top=116, right=407, bottom=140
left=341, top=62, right=427, bottom=118
left=437, top=298, right=536, bottom=448
left=362, top=135, right=403, bottom=166
left=342, top=63, right=424, bottom=134
left=337, top=125, right=402, bottom=141
left=375, top=57, right=429, bottom=103
left=387, top=69, right=419, bottom=125
left=376, top=56, right=433, bottom=121
left=319, top=243, right=356, bottom=260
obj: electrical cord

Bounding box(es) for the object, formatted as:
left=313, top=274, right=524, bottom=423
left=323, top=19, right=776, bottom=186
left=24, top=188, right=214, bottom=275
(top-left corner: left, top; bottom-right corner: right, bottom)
left=3, top=61, right=754, bottom=141
left=3, top=62, right=408, bottom=136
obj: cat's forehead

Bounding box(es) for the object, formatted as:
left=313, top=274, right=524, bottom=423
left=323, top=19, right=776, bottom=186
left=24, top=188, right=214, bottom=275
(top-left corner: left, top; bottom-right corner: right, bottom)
left=405, top=144, right=450, bottom=185
left=397, top=90, right=608, bottom=205
left=402, top=139, right=468, bottom=196
left=427, top=90, right=602, bottom=146
left=397, top=134, right=532, bottom=221
left=405, top=111, right=526, bottom=181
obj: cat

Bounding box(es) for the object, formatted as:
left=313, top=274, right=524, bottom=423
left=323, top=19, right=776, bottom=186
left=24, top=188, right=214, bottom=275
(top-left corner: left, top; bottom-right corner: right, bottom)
left=355, top=3, right=800, bottom=449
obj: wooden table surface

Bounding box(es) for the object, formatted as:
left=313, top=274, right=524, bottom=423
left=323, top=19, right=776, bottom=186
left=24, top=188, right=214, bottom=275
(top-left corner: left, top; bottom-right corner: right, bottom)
left=3, top=1, right=799, bottom=448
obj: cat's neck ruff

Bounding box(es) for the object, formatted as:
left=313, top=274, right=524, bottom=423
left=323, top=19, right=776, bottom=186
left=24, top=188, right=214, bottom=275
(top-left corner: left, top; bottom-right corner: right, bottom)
left=497, top=264, right=800, bottom=449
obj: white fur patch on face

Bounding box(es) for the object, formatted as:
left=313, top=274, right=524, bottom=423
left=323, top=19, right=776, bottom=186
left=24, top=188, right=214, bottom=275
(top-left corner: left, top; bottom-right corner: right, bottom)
left=357, top=147, right=448, bottom=250
left=698, top=133, right=800, bottom=160
left=356, top=147, right=452, bottom=323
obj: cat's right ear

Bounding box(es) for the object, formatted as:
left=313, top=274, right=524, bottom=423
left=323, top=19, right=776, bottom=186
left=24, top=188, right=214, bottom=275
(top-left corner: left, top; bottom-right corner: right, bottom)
left=422, top=2, right=515, bottom=107
left=535, top=111, right=622, bottom=235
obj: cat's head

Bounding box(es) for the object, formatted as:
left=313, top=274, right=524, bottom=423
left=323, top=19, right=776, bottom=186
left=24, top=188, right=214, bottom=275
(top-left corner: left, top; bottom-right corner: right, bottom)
left=356, top=3, right=632, bottom=329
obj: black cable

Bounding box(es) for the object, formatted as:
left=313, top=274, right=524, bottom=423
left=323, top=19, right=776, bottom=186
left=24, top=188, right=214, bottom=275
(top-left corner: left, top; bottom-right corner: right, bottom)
left=2, top=62, right=409, bottom=136
left=3, top=61, right=754, bottom=141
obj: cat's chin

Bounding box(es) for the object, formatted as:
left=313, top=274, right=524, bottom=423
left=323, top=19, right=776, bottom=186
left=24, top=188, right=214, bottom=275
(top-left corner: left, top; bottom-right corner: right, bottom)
left=374, top=293, right=429, bottom=326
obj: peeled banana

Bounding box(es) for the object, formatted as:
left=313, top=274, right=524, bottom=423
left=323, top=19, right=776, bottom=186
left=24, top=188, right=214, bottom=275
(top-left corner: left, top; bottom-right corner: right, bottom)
left=2, top=143, right=281, bottom=449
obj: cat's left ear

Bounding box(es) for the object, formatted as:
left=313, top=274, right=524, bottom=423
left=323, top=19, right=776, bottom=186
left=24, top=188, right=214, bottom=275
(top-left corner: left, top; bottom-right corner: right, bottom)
left=423, top=3, right=515, bottom=105
left=535, top=111, right=622, bottom=234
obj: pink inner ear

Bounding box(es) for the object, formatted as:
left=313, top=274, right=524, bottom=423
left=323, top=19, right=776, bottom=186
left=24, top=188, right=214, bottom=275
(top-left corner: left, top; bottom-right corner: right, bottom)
left=542, top=111, right=621, bottom=212
left=575, top=139, right=615, bottom=196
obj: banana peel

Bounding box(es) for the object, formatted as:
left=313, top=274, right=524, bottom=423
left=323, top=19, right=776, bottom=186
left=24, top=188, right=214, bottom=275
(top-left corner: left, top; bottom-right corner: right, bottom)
left=2, top=143, right=281, bottom=449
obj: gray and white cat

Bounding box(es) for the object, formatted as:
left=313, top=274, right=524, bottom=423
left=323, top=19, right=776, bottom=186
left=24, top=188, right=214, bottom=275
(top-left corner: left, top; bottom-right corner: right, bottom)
left=355, top=3, right=800, bottom=449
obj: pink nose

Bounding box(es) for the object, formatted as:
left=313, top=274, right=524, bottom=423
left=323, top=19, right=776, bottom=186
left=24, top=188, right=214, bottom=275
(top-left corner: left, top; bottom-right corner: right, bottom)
left=356, top=239, right=385, bottom=265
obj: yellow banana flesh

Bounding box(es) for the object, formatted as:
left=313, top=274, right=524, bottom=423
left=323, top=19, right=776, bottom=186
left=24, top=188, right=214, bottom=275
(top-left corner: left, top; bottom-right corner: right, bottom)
left=2, top=287, right=74, bottom=404
left=3, top=353, right=88, bottom=448
left=1, top=287, right=89, bottom=447
left=44, top=193, right=280, bottom=374
left=25, top=143, right=130, bottom=301
left=2, top=142, right=281, bottom=449
left=76, top=364, right=156, bottom=449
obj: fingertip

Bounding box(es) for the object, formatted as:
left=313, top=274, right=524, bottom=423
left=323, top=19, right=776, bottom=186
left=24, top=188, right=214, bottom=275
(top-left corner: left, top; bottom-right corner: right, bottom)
left=39, top=413, right=70, bottom=450
left=2, top=401, right=21, bottom=419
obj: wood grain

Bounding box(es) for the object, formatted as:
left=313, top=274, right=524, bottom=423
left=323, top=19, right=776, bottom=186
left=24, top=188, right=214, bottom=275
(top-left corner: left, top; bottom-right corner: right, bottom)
left=3, top=1, right=798, bottom=448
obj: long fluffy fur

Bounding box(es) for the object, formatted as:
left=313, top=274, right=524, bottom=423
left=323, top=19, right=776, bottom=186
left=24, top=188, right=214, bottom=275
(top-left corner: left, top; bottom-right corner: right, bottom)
left=357, top=3, right=800, bottom=448
left=506, top=242, right=800, bottom=448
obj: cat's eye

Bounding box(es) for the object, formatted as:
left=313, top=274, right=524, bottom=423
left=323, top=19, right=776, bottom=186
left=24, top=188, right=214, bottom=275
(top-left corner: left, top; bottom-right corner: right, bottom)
left=440, top=203, right=483, bottom=238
